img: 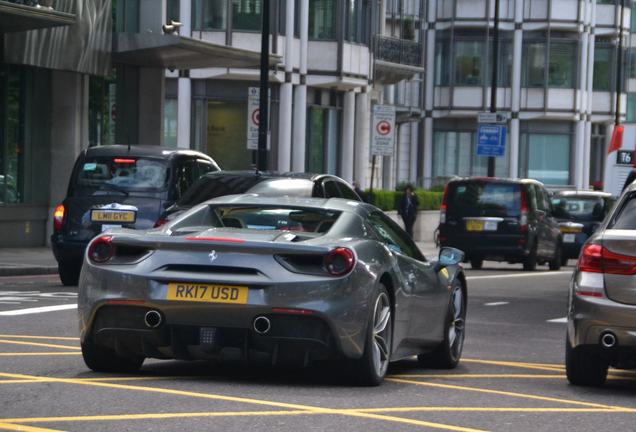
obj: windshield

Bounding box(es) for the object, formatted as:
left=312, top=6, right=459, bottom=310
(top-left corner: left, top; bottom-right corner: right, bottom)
left=173, top=205, right=341, bottom=234
left=552, top=196, right=607, bottom=222
left=75, top=157, right=169, bottom=194
left=447, top=181, right=521, bottom=218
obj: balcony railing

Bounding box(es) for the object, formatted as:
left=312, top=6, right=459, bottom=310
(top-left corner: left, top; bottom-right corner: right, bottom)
left=374, top=35, right=422, bottom=67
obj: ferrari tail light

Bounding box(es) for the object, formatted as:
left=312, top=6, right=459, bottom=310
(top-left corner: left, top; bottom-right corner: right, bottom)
left=440, top=184, right=449, bottom=224
left=324, top=247, right=355, bottom=276
left=53, top=204, right=65, bottom=232
left=88, top=236, right=114, bottom=264
left=154, top=218, right=168, bottom=228
left=519, top=188, right=528, bottom=233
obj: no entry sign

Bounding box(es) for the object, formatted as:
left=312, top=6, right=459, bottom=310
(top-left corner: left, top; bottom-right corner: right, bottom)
left=247, top=87, right=270, bottom=150
left=371, top=105, right=396, bottom=156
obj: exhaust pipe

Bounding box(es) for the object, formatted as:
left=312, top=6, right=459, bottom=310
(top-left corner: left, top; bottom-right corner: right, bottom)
left=600, top=332, right=617, bottom=349
left=253, top=316, right=271, bottom=335
left=144, top=310, right=163, bottom=329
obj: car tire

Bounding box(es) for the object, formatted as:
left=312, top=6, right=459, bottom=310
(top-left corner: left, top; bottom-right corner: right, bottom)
left=470, top=258, right=483, bottom=270
left=418, top=279, right=466, bottom=369
left=565, top=335, right=608, bottom=387
left=523, top=244, right=538, bottom=271
left=352, top=284, right=392, bottom=386
left=81, top=339, right=144, bottom=373
left=58, top=262, right=81, bottom=286
left=549, top=243, right=562, bottom=271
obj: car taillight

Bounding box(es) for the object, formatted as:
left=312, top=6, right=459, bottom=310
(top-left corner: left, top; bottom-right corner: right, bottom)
left=578, top=243, right=636, bottom=276
left=88, top=235, right=114, bottom=264
left=53, top=204, right=65, bottom=232
left=324, top=247, right=355, bottom=276
left=440, top=184, right=449, bottom=224
left=154, top=218, right=167, bottom=228
left=519, top=188, right=528, bottom=233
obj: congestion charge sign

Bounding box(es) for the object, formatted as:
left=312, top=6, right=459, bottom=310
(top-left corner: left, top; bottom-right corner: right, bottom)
left=371, top=105, right=396, bottom=156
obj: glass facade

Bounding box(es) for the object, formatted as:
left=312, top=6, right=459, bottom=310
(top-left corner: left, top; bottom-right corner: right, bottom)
left=522, top=33, right=577, bottom=89
left=232, top=0, right=262, bottom=31
left=193, top=0, right=228, bottom=30
left=593, top=44, right=614, bottom=91
left=88, top=76, right=117, bottom=147
left=519, top=123, right=572, bottom=186
left=309, top=0, right=336, bottom=40
left=346, top=0, right=367, bottom=43
left=164, top=98, right=178, bottom=148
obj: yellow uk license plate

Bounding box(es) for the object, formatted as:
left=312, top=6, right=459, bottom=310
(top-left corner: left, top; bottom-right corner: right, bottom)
left=91, top=210, right=136, bottom=223
left=166, top=283, right=248, bottom=304
left=560, top=227, right=582, bottom=234
left=466, top=220, right=484, bottom=232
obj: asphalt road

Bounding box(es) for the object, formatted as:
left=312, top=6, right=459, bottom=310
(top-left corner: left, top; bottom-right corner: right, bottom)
left=0, top=263, right=635, bottom=432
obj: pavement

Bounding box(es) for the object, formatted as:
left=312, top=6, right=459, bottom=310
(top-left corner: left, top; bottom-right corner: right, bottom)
left=0, top=241, right=441, bottom=277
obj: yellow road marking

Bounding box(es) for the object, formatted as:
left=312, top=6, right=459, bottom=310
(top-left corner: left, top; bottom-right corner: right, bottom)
left=0, top=353, right=80, bottom=357
left=0, top=335, right=79, bottom=341
left=0, top=422, right=63, bottom=432
left=387, top=378, right=626, bottom=410
left=0, top=372, right=486, bottom=432
left=0, top=376, right=175, bottom=385
left=0, top=339, right=79, bottom=351
left=352, top=406, right=636, bottom=413
left=390, top=374, right=566, bottom=379
left=463, top=359, right=564, bottom=368
left=462, top=359, right=563, bottom=372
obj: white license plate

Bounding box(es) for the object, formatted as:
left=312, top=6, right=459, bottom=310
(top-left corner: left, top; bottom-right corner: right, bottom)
left=101, top=224, right=122, bottom=232
left=484, top=221, right=498, bottom=231
left=563, top=234, right=576, bottom=243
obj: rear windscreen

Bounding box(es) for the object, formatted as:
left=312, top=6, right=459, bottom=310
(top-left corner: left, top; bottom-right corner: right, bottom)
left=447, top=182, right=521, bottom=218
left=610, top=194, right=636, bottom=230
left=173, top=205, right=341, bottom=234
left=552, top=196, right=607, bottom=222
left=75, top=157, right=169, bottom=194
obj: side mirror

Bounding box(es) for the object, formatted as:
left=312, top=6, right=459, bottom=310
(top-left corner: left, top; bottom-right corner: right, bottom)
left=438, top=247, right=465, bottom=267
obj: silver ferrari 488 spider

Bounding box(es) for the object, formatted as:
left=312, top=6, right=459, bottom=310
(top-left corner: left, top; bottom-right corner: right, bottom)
left=79, top=194, right=467, bottom=385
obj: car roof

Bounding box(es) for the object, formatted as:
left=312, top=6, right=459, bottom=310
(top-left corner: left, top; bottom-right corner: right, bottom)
left=554, top=190, right=613, bottom=198
left=448, top=176, right=545, bottom=186
left=84, top=145, right=211, bottom=160
left=197, top=170, right=344, bottom=182
left=200, top=193, right=370, bottom=213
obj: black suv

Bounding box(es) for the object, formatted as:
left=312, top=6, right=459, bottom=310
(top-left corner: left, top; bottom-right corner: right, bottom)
left=438, top=177, right=562, bottom=270
left=51, top=145, right=220, bottom=285
left=155, top=171, right=362, bottom=226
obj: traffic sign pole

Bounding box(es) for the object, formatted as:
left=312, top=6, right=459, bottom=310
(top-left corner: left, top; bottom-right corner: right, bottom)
left=257, top=0, right=270, bottom=171
left=488, top=0, right=500, bottom=177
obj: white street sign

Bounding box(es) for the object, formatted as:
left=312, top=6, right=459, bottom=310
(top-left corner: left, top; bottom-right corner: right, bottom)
left=247, top=87, right=260, bottom=150
left=371, top=105, right=396, bottom=156
left=478, top=111, right=509, bottom=124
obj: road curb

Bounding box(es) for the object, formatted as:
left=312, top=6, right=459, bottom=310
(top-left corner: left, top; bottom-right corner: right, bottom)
left=0, top=266, right=59, bottom=277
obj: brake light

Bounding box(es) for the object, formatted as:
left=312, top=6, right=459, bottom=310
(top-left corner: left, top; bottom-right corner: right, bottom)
left=519, top=188, right=528, bottom=233
left=577, top=243, right=636, bottom=275
left=113, top=158, right=136, bottom=164
left=154, top=218, right=168, bottom=228
left=324, top=247, right=355, bottom=276
left=440, top=184, right=449, bottom=224
left=53, top=204, right=65, bottom=232
left=88, top=235, right=114, bottom=264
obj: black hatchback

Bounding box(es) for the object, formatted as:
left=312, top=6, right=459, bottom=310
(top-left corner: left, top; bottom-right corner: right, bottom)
left=51, top=145, right=220, bottom=285
left=438, top=177, right=563, bottom=270
left=551, top=190, right=615, bottom=263
left=155, top=171, right=362, bottom=226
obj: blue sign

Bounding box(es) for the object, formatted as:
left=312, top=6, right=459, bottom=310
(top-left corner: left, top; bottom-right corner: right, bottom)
left=477, top=124, right=507, bottom=157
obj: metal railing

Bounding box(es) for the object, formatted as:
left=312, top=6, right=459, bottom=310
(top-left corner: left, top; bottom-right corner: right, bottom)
left=374, top=35, right=423, bottom=67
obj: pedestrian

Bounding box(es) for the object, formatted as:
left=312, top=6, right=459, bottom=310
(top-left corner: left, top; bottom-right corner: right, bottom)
left=397, top=185, right=419, bottom=239
left=352, top=180, right=367, bottom=202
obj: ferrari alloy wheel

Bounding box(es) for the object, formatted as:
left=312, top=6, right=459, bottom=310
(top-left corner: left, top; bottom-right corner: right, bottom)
left=418, top=279, right=466, bottom=369
left=354, top=285, right=392, bottom=386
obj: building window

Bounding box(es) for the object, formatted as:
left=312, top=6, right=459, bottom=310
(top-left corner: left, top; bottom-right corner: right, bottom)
left=627, top=93, right=636, bottom=122
left=522, top=33, right=577, bottom=89
left=346, top=0, right=368, bottom=44
left=89, top=75, right=116, bottom=147
left=309, top=0, right=336, bottom=40
left=593, top=44, right=615, bottom=91
left=193, top=0, right=228, bottom=30
left=115, top=0, right=140, bottom=32
left=232, top=0, right=262, bottom=31
left=520, top=123, right=572, bottom=185
left=632, top=0, right=636, bottom=32
left=432, top=127, right=508, bottom=179
left=454, top=40, right=484, bottom=86
left=167, top=0, right=180, bottom=22
left=435, top=35, right=450, bottom=85
left=164, top=99, right=178, bottom=148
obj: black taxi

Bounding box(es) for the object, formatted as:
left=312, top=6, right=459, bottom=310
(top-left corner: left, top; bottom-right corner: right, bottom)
left=51, top=145, right=220, bottom=285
